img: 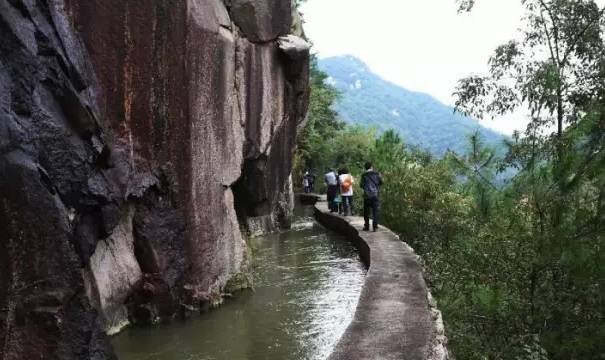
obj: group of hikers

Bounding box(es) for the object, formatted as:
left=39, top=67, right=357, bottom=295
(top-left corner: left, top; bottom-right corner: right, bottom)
left=302, top=171, right=316, bottom=193
left=320, top=161, right=383, bottom=232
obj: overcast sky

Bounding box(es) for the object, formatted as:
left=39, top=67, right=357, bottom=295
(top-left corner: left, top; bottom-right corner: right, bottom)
left=300, top=0, right=529, bottom=135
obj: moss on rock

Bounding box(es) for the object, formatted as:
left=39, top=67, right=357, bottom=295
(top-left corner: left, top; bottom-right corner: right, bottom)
left=224, top=272, right=253, bottom=294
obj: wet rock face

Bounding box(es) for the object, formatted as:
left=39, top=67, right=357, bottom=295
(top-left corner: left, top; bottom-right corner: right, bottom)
left=0, top=0, right=309, bottom=359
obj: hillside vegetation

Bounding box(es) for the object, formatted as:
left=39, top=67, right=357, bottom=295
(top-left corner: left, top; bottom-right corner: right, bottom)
left=297, top=0, right=605, bottom=358
left=318, top=55, right=505, bottom=155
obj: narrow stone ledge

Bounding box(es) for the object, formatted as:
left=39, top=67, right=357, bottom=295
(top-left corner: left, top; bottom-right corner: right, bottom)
left=313, top=200, right=449, bottom=360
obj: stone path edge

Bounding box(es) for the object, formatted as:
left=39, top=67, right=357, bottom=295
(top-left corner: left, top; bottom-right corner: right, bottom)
left=302, top=195, right=449, bottom=360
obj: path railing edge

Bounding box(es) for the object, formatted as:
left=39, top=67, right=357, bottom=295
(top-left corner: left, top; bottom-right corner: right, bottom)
left=302, top=194, right=449, bottom=360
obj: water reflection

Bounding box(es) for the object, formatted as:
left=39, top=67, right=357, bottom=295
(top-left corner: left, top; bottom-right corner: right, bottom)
left=112, top=206, right=365, bottom=360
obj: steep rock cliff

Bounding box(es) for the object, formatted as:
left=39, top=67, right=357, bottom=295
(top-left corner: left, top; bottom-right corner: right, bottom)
left=0, top=0, right=310, bottom=359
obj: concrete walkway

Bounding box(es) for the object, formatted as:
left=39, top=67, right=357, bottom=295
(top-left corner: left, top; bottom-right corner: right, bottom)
left=312, top=200, right=449, bottom=360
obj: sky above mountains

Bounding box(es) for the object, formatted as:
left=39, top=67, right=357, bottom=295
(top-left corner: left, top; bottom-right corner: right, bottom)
left=300, top=0, right=527, bottom=135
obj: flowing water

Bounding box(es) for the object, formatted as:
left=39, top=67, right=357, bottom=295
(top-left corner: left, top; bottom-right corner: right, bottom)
left=111, top=205, right=366, bottom=360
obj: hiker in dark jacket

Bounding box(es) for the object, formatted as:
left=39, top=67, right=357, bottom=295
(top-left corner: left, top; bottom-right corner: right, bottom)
left=360, top=161, right=383, bottom=231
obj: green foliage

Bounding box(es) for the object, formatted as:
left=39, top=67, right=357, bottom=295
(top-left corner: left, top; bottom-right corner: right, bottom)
left=455, top=0, right=605, bottom=139
left=446, top=3, right=605, bottom=355
left=331, top=125, right=376, bottom=172
left=448, top=131, right=498, bottom=221
left=298, top=3, right=605, bottom=358
left=298, top=112, right=605, bottom=359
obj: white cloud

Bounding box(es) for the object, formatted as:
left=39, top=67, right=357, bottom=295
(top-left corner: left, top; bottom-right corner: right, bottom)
left=300, top=0, right=532, bottom=135
left=325, top=76, right=337, bottom=86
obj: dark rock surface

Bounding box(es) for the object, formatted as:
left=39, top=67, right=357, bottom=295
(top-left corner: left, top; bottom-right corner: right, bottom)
left=297, top=192, right=322, bottom=205
left=228, top=0, right=293, bottom=42
left=314, top=201, right=449, bottom=360
left=0, top=0, right=309, bottom=359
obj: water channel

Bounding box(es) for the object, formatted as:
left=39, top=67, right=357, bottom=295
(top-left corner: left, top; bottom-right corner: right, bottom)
left=111, top=205, right=366, bottom=360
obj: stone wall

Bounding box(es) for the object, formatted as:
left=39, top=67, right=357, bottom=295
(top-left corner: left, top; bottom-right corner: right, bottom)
left=0, top=1, right=309, bottom=359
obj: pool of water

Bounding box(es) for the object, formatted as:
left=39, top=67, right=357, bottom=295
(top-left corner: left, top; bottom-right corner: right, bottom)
left=111, top=205, right=366, bottom=360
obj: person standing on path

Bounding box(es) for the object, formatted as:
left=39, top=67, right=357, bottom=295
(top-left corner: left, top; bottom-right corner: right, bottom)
left=308, top=171, right=317, bottom=193
left=303, top=170, right=312, bottom=193
left=338, top=167, right=355, bottom=216
left=360, top=161, right=383, bottom=231
left=324, top=168, right=339, bottom=212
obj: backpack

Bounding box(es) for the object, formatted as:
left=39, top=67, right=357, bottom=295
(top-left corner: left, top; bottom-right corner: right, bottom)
left=363, top=172, right=380, bottom=199
left=341, top=175, right=352, bottom=193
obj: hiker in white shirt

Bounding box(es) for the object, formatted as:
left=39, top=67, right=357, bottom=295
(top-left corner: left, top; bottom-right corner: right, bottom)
left=338, top=167, right=354, bottom=216
left=302, top=171, right=310, bottom=193
left=325, top=169, right=339, bottom=212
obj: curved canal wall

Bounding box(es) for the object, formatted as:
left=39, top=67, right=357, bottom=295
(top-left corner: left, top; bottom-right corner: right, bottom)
left=311, top=199, right=449, bottom=360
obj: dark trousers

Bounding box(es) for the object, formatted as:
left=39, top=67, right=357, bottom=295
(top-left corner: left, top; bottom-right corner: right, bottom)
left=364, top=197, right=380, bottom=229
left=342, top=196, right=353, bottom=216
left=326, top=185, right=338, bottom=211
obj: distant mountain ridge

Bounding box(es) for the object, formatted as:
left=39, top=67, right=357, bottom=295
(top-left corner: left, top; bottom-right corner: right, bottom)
left=318, top=56, right=504, bottom=155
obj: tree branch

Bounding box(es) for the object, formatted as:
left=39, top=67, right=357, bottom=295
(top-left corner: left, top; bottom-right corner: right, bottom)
left=539, top=9, right=558, bottom=67
left=539, top=0, right=562, bottom=65
left=561, top=5, right=605, bottom=67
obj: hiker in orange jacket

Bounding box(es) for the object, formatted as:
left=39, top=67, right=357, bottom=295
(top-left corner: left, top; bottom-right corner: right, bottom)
left=338, top=167, right=354, bottom=216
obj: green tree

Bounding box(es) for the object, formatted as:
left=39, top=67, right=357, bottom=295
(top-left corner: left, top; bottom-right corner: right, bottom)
left=448, top=131, right=497, bottom=221
left=455, top=0, right=605, bottom=139
left=452, top=1, right=605, bottom=358
left=331, top=125, right=376, bottom=172
left=372, top=129, right=408, bottom=169
left=294, top=56, right=344, bottom=182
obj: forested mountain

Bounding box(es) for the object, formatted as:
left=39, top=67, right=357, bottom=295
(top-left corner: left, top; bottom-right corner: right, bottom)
left=318, top=55, right=504, bottom=155
left=298, top=1, right=605, bottom=358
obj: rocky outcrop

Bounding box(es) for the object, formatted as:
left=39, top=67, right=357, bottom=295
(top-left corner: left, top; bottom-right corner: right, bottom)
left=228, top=0, right=293, bottom=42
left=0, top=0, right=309, bottom=359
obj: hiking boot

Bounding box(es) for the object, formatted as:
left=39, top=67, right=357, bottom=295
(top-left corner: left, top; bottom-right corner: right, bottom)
left=362, top=225, right=370, bottom=231
left=373, top=226, right=379, bottom=232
